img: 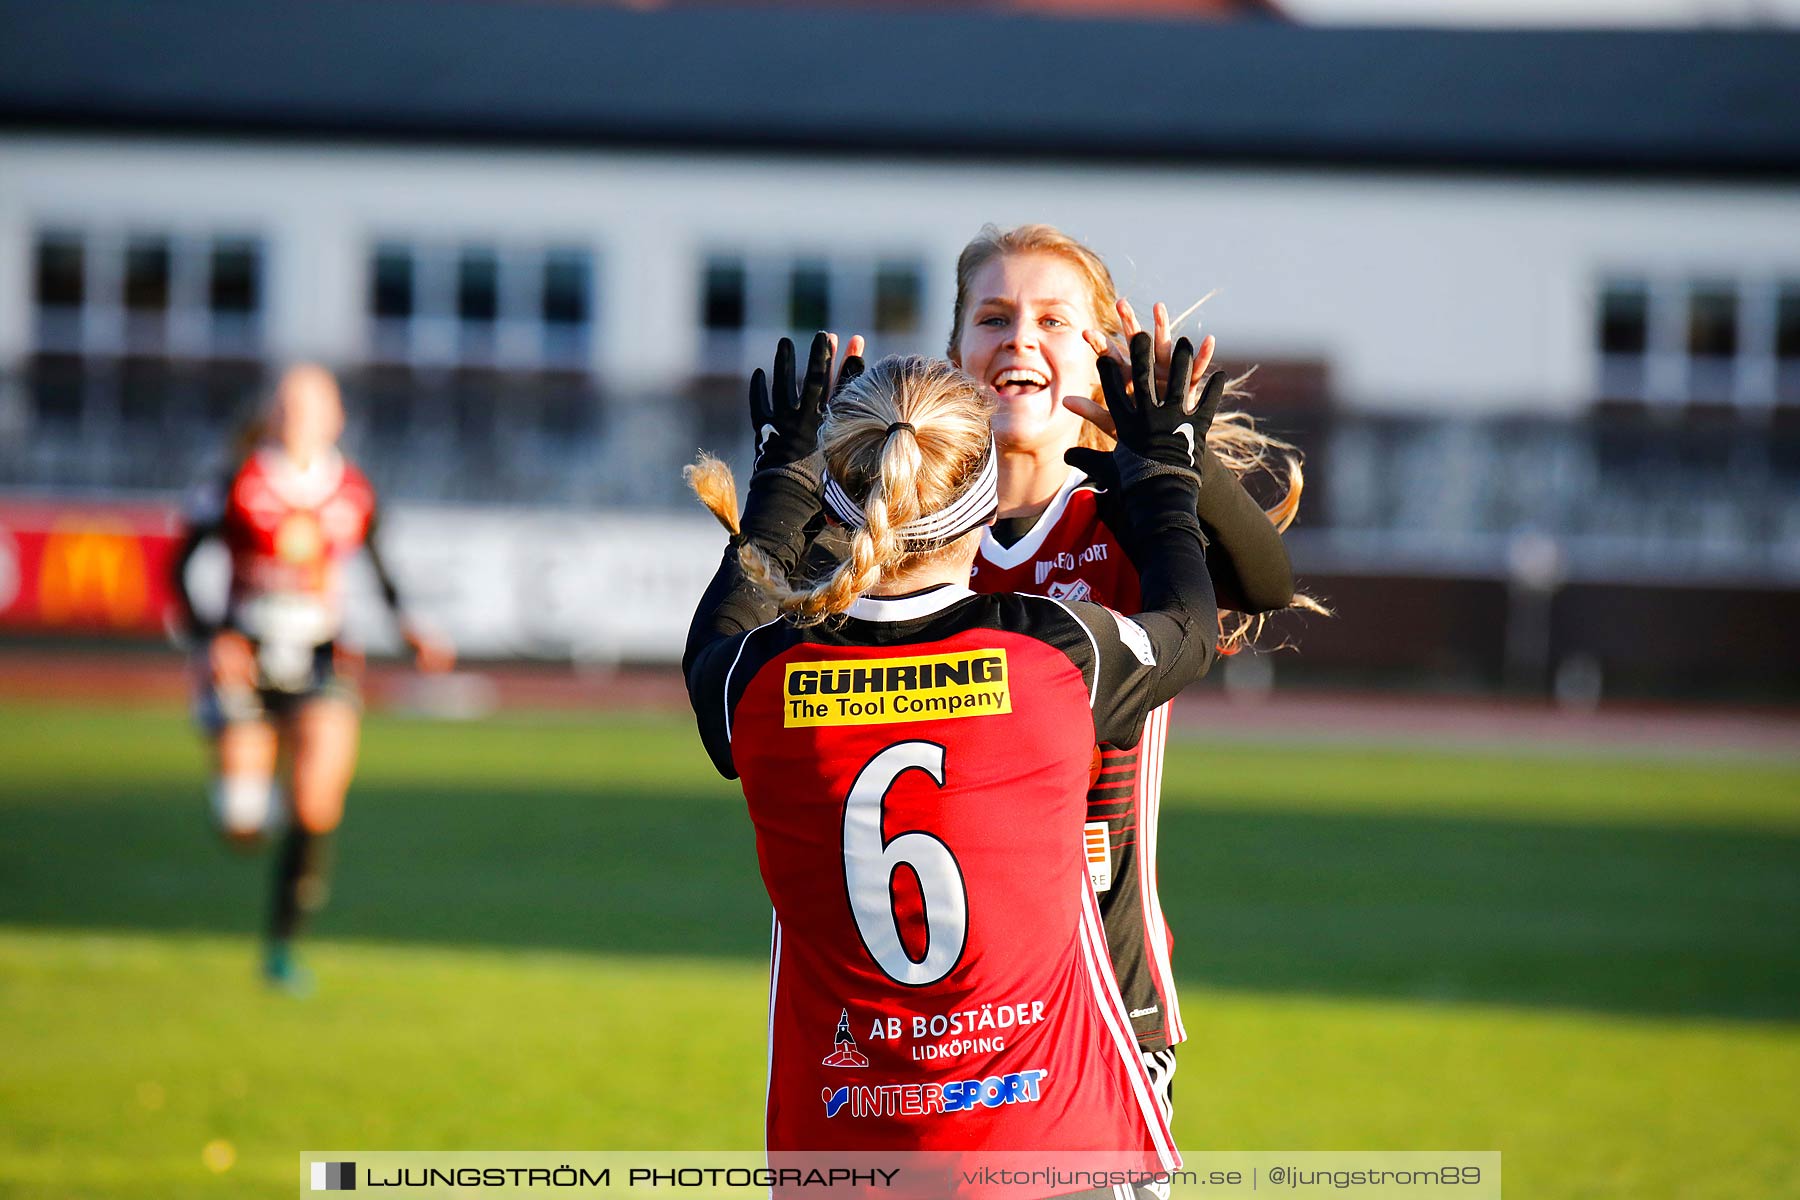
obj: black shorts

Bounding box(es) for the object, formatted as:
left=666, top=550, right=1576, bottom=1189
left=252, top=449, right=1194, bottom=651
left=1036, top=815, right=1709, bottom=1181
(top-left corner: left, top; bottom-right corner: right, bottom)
left=193, top=641, right=361, bottom=734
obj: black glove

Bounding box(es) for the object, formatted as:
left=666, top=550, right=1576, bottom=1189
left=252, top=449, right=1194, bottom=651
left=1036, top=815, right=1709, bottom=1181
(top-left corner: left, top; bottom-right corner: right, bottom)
left=739, top=333, right=865, bottom=554
left=750, top=332, right=865, bottom=474
left=1066, top=332, right=1221, bottom=490
left=751, top=333, right=828, bottom=471
left=1062, top=446, right=1121, bottom=492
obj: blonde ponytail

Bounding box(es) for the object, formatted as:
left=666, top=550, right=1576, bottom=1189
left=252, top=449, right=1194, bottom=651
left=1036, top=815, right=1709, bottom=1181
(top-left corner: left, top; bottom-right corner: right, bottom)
left=683, top=452, right=741, bottom=536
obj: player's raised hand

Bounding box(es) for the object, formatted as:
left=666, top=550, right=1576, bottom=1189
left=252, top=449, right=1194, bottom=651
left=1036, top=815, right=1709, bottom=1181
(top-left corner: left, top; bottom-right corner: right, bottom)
left=750, top=332, right=866, bottom=471
left=1114, top=331, right=1222, bottom=468
left=1075, top=300, right=1215, bottom=436
left=750, top=335, right=824, bottom=471
left=832, top=333, right=867, bottom=403
left=404, top=625, right=456, bottom=674
left=1068, top=332, right=1222, bottom=487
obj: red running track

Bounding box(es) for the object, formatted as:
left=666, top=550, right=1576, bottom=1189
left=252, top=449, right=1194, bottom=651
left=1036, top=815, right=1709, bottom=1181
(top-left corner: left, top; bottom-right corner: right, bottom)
left=1, top=648, right=1794, bottom=759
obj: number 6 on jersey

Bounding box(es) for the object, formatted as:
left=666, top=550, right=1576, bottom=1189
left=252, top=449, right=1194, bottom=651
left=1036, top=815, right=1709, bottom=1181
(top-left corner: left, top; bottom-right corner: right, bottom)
left=842, top=741, right=969, bottom=987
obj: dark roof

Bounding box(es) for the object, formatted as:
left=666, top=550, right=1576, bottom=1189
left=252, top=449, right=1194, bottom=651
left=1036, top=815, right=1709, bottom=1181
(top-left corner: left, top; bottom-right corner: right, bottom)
left=2, top=0, right=1798, bottom=175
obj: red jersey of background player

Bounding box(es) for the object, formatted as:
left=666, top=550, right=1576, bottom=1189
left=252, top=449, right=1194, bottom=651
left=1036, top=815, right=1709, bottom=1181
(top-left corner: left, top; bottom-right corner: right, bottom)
left=690, top=585, right=1199, bottom=1180
left=968, top=468, right=1184, bottom=1052
left=220, top=447, right=375, bottom=640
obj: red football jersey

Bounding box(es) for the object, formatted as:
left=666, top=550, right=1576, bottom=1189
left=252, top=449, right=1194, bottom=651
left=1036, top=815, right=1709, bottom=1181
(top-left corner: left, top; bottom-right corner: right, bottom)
left=969, top=469, right=1185, bottom=1050
left=969, top=474, right=1139, bottom=614
left=693, top=585, right=1180, bottom=1184
left=220, top=447, right=375, bottom=643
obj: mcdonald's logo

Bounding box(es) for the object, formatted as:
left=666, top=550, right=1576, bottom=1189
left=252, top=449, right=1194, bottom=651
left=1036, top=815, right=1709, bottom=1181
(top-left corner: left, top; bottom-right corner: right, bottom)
left=37, top=522, right=150, bottom=628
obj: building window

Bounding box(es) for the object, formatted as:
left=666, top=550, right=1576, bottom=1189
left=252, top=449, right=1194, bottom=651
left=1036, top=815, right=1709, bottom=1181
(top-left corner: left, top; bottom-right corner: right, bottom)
left=1595, top=274, right=1800, bottom=408
left=1599, top=283, right=1648, bottom=356
left=543, top=249, right=590, bottom=327
left=35, top=233, right=84, bottom=309
left=123, top=237, right=171, bottom=313
left=1686, top=282, right=1738, bottom=358
left=541, top=248, right=592, bottom=366
left=123, top=235, right=173, bottom=353
left=702, top=257, right=747, bottom=333
left=1777, top=283, right=1800, bottom=404
left=874, top=261, right=923, bottom=335
left=33, top=231, right=85, bottom=351
left=456, top=246, right=500, bottom=362
left=209, top=239, right=261, bottom=356
left=366, top=240, right=595, bottom=369
left=209, top=240, right=259, bottom=315
left=1596, top=280, right=1648, bottom=401
left=370, top=243, right=415, bottom=363
left=29, top=227, right=265, bottom=360
left=698, top=251, right=928, bottom=372
left=23, top=226, right=267, bottom=467
left=457, top=247, right=500, bottom=323
left=1686, top=280, right=1737, bottom=402
left=787, top=260, right=831, bottom=333
left=372, top=244, right=414, bottom=319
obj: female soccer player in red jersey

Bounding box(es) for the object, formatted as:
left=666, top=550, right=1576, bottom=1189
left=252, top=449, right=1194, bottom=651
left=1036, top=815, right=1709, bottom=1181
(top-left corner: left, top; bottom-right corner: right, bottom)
left=171, top=365, right=452, bottom=990
left=686, top=333, right=1219, bottom=1194
left=947, top=225, right=1321, bottom=1128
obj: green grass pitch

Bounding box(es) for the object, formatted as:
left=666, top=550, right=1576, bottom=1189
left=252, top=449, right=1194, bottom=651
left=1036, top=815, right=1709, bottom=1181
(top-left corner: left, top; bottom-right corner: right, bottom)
left=1, top=701, right=1796, bottom=1198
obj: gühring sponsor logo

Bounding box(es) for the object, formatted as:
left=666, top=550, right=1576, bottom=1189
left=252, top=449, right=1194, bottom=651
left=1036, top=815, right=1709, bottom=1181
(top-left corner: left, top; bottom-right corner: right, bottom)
left=310, top=1161, right=355, bottom=1190
left=784, top=650, right=1010, bottom=728
left=822, top=1069, right=1048, bottom=1119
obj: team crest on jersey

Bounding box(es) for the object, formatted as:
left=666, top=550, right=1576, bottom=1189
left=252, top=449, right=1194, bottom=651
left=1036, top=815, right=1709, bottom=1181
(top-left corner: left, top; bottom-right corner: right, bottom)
left=783, top=650, right=1011, bottom=728
left=821, top=1069, right=1048, bottom=1119
left=822, top=1009, right=869, bottom=1068
left=1045, top=579, right=1093, bottom=603
left=274, top=512, right=325, bottom=563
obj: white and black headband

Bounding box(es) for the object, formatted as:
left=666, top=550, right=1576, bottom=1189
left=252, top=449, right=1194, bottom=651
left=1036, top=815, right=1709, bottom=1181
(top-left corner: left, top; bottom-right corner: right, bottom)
left=822, top=433, right=999, bottom=547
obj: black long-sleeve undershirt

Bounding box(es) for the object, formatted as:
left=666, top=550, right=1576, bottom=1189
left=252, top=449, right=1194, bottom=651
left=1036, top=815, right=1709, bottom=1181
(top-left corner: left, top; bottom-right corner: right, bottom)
left=681, top=467, right=823, bottom=681
left=168, top=518, right=220, bottom=641
left=1192, top=447, right=1294, bottom=613
left=1092, top=470, right=1219, bottom=720
left=361, top=508, right=408, bottom=616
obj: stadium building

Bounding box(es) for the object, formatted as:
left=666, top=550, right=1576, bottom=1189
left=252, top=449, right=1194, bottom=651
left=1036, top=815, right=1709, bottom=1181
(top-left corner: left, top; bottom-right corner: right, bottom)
left=1, top=0, right=1797, bottom=692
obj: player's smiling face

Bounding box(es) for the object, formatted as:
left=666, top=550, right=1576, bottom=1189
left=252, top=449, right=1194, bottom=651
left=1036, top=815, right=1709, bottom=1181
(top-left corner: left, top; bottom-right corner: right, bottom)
left=955, top=253, right=1102, bottom=455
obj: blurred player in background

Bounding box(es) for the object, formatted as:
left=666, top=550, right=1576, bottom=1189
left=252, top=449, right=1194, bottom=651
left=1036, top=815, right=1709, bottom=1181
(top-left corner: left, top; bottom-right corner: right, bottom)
left=170, top=364, right=452, bottom=991
left=947, top=224, right=1324, bottom=1132
left=685, top=335, right=1218, bottom=1191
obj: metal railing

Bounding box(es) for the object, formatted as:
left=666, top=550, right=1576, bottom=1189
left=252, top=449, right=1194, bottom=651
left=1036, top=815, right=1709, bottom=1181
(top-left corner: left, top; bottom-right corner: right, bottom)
left=2, top=363, right=1796, bottom=583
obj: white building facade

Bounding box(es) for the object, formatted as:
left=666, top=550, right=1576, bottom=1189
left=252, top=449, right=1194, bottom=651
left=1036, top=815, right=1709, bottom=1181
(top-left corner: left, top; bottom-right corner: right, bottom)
left=3, top=133, right=1798, bottom=415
